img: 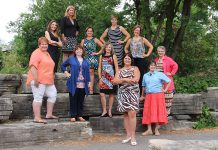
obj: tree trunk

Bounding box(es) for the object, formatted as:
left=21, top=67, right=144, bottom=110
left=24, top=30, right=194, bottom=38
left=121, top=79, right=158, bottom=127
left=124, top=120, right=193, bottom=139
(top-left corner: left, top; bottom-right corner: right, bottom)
left=142, top=0, right=152, bottom=41
left=162, top=0, right=177, bottom=51
left=133, top=0, right=141, bottom=24
left=172, top=0, right=192, bottom=59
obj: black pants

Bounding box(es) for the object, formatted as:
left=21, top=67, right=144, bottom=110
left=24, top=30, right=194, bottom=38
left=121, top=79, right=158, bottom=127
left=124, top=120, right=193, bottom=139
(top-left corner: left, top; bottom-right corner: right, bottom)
left=133, top=58, right=148, bottom=94
left=47, top=47, right=60, bottom=72
left=69, top=88, right=85, bottom=118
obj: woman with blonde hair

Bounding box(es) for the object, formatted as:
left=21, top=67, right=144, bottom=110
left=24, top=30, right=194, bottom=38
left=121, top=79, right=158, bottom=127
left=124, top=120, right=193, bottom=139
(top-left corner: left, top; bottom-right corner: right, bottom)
left=45, top=20, right=62, bottom=72
left=98, top=42, right=118, bottom=117
left=60, top=5, right=80, bottom=61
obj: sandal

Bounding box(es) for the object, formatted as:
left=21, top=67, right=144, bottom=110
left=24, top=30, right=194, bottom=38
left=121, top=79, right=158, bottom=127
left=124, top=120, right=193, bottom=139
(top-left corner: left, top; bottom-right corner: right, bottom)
left=70, top=118, right=76, bottom=122
left=33, top=119, right=47, bottom=124
left=78, top=117, right=86, bottom=122
left=45, top=115, right=58, bottom=119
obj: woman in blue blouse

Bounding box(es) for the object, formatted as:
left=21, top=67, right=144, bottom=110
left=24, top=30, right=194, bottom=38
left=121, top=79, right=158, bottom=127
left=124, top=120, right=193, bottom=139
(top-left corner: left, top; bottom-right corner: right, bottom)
left=61, top=45, right=90, bottom=122
left=141, top=61, right=170, bottom=136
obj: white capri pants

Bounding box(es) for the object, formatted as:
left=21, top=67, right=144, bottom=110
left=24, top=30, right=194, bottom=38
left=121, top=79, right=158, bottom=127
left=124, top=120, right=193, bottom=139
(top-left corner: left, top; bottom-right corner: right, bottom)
left=30, top=80, right=57, bottom=103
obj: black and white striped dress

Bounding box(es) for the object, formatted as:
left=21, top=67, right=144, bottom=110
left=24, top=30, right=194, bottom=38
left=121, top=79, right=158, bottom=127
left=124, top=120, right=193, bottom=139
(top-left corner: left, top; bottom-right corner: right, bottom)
left=117, top=67, right=140, bottom=112
left=108, top=26, right=123, bottom=66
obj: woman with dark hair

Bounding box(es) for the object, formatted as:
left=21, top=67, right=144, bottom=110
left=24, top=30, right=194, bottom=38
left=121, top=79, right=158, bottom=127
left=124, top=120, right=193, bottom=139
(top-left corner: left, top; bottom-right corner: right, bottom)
left=98, top=42, right=118, bottom=117
left=45, top=20, right=62, bottom=72
left=81, top=27, right=103, bottom=94
left=155, top=46, right=178, bottom=116
left=60, top=5, right=80, bottom=61
left=100, top=15, right=130, bottom=67
left=141, top=61, right=170, bottom=136
left=124, top=25, right=153, bottom=93
left=61, top=45, right=90, bottom=122
left=112, top=53, right=140, bottom=146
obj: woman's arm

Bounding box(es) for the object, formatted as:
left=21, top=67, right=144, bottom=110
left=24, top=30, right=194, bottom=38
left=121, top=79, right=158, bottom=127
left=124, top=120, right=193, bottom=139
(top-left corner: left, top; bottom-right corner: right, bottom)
left=124, top=39, right=131, bottom=54
left=57, top=37, right=63, bottom=47
left=75, top=20, right=80, bottom=36
left=100, top=28, right=108, bottom=44
left=94, top=38, right=104, bottom=55
left=30, top=66, right=39, bottom=87
left=143, top=37, right=153, bottom=58
left=119, top=26, right=130, bottom=44
left=45, top=31, right=56, bottom=46
left=80, top=39, right=84, bottom=47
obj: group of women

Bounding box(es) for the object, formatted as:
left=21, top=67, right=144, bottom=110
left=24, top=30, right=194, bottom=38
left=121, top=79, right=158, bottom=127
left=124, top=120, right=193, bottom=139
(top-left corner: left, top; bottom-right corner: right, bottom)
left=26, top=5, right=178, bottom=146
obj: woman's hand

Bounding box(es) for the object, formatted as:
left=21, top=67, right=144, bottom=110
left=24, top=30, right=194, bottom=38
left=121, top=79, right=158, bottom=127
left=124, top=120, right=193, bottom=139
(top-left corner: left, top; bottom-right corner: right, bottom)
left=166, top=72, right=172, bottom=76
left=65, top=71, right=71, bottom=78
left=92, top=52, right=98, bottom=56
left=34, top=80, right=39, bottom=88
left=62, top=37, right=67, bottom=44
left=117, top=40, right=124, bottom=44
left=139, top=96, right=145, bottom=101
left=143, top=53, right=149, bottom=58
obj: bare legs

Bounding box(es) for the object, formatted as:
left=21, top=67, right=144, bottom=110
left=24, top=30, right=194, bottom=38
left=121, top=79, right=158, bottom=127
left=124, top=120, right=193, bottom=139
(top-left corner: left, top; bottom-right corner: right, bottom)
left=123, top=111, right=137, bottom=145
left=100, top=93, right=114, bottom=117
left=46, top=101, right=58, bottom=118
left=142, top=124, right=160, bottom=136
left=89, top=69, right=95, bottom=94
left=32, top=101, right=42, bottom=121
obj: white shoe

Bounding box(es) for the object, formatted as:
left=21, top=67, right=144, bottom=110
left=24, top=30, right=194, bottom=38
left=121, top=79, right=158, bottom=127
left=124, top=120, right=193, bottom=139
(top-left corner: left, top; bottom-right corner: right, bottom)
left=131, top=141, right=137, bottom=146
left=122, top=137, right=131, bottom=144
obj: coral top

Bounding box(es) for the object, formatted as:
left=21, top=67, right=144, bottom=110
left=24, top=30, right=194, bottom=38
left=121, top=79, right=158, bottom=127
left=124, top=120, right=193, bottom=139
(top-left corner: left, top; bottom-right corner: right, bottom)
left=26, top=48, right=55, bottom=85
left=155, top=56, right=178, bottom=91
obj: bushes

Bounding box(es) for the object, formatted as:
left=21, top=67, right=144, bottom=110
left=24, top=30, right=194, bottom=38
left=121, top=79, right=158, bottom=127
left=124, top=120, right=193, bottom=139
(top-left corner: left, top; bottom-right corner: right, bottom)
left=0, top=51, right=26, bottom=74
left=193, top=103, right=217, bottom=129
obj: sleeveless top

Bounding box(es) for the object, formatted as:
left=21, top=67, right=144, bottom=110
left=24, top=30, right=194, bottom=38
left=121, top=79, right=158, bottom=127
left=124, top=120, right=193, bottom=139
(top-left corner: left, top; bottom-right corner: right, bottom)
left=130, top=37, right=145, bottom=58
left=99, top=55, right=115, bottom=90
left=108, top=26, right=123, bottom=66
left=84, top=38, right=98, bottom=70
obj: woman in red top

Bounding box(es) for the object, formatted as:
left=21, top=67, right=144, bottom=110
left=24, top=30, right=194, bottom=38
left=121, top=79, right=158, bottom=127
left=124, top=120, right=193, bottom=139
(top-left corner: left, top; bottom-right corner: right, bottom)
left=154, top=46, right=178, bottom=116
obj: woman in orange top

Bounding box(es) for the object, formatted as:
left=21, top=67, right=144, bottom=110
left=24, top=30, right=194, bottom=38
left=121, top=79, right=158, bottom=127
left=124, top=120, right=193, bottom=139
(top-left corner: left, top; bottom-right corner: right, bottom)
left=26, top=37, right=58, bottom=124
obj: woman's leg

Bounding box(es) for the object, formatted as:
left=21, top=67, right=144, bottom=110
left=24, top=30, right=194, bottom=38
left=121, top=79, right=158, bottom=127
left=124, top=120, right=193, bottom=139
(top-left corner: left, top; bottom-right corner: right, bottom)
left=128, top=111, right=137, bottom=143
left=77, top=88, right=86, bottom=120
left=69, top=90, right=78, bottom=119
left=45, top=84, right=57, bottom=118
left=89, top=69, right=95, bottom=94
left=108, top=94, right=114, bottom=117
left=142, top=124, right=152, bottom=135
left=123, top=112, right=131, bottom=139
left=32, top=101, right=42, bottom=120
left=100, top=92, right=107, bottom=116
left=154, top=124, right=160, bottom=136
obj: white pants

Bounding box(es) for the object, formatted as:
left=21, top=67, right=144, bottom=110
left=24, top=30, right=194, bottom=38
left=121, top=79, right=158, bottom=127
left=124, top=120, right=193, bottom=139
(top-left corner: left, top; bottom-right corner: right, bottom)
left=30, top=80, right=57, bottom=103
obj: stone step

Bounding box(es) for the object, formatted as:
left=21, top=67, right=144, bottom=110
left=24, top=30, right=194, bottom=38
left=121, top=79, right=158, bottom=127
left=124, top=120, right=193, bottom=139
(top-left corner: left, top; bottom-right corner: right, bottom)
left=89, top=116, right=194, bottom=133
left=0, top=119, right=92, bottom=149
left=148, top=139, right=218, bottom=150
left=211, top=112, right=218, bottom=121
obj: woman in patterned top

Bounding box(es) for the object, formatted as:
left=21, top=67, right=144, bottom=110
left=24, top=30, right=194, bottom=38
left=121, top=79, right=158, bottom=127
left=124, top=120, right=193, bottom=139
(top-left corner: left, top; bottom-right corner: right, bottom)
left=124, top=25, right=153, bottom=94
left=98, top=42, right=118, bottom=117
left=81, top=27, right=103, bottom=94
left=60, top=5, right=80, bottom=62
left=112, top=53, right=140, bottom=146
left=100, top=15, right=130, bottom=67
left=154, top=46, right=178, bottom=116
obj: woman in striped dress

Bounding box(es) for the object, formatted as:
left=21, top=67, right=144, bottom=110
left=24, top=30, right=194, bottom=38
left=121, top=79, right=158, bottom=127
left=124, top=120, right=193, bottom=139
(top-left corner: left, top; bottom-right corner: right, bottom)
left=155, top=46, right=178, bottom=116
left=100, top=15, right=130, bottom=67
left=81, top=27, right=103, bottom=94
left=112, top=53, right=140, bottom=146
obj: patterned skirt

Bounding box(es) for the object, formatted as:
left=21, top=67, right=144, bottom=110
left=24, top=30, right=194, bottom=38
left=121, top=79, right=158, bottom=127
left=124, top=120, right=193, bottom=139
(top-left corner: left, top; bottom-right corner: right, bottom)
left=142, top=92, right=168, bottom=125
left=117, top=84, right=140, bottom=112
left=165, top=90, right=174, bottom=116
left=62, top=37, right=77, bottom=52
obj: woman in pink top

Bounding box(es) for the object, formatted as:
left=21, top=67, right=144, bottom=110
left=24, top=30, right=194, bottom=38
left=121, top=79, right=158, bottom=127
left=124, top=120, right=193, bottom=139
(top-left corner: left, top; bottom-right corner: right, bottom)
left=155, top=46, right=178, bottom=116
left=26, top=37, right=58, bottom=124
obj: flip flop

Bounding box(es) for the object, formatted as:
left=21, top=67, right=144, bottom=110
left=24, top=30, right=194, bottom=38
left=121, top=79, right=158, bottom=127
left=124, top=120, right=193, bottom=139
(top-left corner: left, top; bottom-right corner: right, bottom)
left=33, top=119, right=47, bottom=124
left=45, top=115, right=59, bottom=119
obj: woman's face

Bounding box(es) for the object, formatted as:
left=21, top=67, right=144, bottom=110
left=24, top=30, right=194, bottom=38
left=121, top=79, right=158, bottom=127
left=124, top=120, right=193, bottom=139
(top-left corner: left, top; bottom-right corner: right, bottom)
left=39, top=41, right=48, bottom=52
left=111, top=18, right=118, bottom=26
left=68, top=8, right=75, bottom=16
left=50, top=22, right=57, bottom=31
left=157, top=48, right=166, bottom=57
left=133, top=27, right=140, bottom=36
left=105, top=44, right=112, bottom=54
left=86, top=28, right=93, bottom=37
left=124, top=55, right=132, bottom=66
left=149, top=63, right=156, bottom=72
left=75, top=48, right=83, bottom=56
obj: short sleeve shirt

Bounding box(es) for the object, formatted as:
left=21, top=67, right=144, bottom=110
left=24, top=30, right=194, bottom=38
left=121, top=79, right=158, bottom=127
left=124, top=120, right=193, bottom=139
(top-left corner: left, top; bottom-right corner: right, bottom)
left=142, top=71, right=170, bottom=93
left=26, top=48, right=55, bottom=85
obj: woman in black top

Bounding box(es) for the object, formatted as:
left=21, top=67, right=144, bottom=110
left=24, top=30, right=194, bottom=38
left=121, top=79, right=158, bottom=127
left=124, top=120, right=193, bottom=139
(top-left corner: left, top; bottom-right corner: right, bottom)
left=60, top=5, right=80, bottom=61
left=45, top=20, right=62, bottom=72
